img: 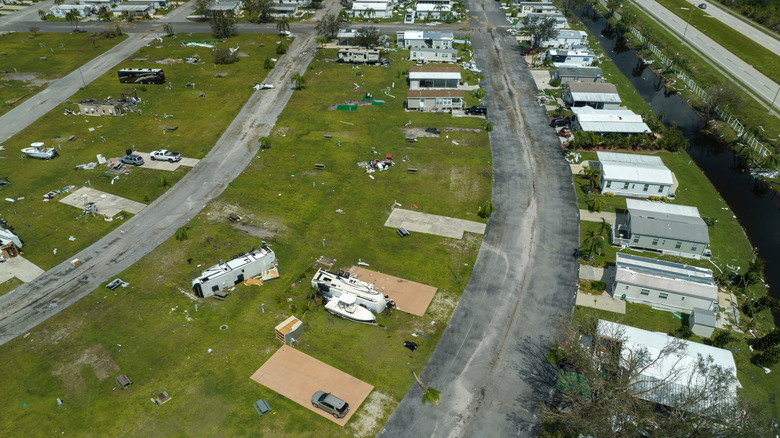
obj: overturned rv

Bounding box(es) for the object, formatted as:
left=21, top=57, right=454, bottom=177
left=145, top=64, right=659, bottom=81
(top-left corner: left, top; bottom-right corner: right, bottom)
left=192, top=247, right=277, bottom=298
left=311, top=269, right=393, bottom=314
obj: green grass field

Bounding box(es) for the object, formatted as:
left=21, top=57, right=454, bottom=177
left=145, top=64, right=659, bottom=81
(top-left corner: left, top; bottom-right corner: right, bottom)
left=0, top=33, right=282, bottom=270
left=0, top=48, right=491, bottom=436
left=0, top=32, right=128, bottom=117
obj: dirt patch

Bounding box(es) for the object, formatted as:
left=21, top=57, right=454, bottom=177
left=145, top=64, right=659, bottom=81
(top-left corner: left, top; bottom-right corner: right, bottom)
left=155, top=58, right=183, bottom=65
left=2, top=72, right=39, bottom=82
left=272, top=126, right=290, bottom=137
left=400, top=127, right=440, bottom=139
left=347, top=390, right=392, bottom=437
left=442, top=127, right=482, bottom=133
left=449, top=165, right=480, bottom=202
left=208, top=201, right=287, bottom=239
left=426, top=290, right=458, bottom=322
left=52, top=344, right=120, bottom=393
left=327, top=100, right=374, bottom=110
left=237, top=51, right=250, bottom=57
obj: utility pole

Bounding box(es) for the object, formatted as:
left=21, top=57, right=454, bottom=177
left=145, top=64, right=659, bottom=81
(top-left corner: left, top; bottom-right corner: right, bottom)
left=680, top=7, right=693, bottom=43
left=769, top=86, right=780, bottom=114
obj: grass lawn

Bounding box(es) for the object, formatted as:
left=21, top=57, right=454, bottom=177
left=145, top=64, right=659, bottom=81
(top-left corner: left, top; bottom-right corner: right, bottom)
left=0, top=33, right=282, bottom=270
left=653, top=0, right=780, bottom=86
left=0, top=48, right=491, bottom=436
left=574, top=150, right=755, bottom=272
left=0, top=277, right=24, bottom=297
left=574, top=304, right=780, bottom=418
left=0, top=32, right=128, bottom=117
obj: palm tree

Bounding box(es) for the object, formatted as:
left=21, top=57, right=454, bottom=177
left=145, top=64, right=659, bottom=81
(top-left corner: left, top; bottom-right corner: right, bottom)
left=316, top=36, right=328, bottom=48
left=65, top=9, right=80, bottom=30
left=414, top=372, right=441, bottom=406
left=276, top=17, right=290, bottom=36
left=578, top=166, right=603, bottom=194
left=291, top=72, right=305, bottom=90
left=583, top=219, right=609, bottom=260
left=364, top=7, right=375, bottom=20
left=589, top=197, right=605, bottom=213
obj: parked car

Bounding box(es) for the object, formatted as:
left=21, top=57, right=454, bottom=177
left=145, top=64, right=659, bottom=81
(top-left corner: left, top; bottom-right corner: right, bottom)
left=150, top=149, right=181, bottom=162
left=311, top=391, right=349, bottom=418
left=465, top=105, right=487, bottom=116
left=521, top=48, right=537, bottom=56
left=558, top=127, right=572, bottom=138
left=120, top=154, right=144, bottom=166
left=549, top=118, right=570, bottom=127
left=698, top=3, right=706, bottom=8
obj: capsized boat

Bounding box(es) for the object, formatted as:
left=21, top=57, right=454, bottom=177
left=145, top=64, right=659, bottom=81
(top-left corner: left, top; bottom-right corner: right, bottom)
left=22, top=142, right=58, bottom=160
left=324, top=293, right=376, bottom=324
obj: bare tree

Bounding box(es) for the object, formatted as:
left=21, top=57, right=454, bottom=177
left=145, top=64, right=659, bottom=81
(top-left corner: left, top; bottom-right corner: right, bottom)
left=523, top=16, right=558, bottom=49
left=246, top=0, right=273, bottom=22
left=557, top=0, right=587, bottom=16
left=355, top=25, right=381, bottom=48
left=703, top=83, right=745, bottom=117
left=210, top=11, right=236, bottom=38
left=542, top=316, right=775, bottom=437
left=315, top=13, right=340, bottom=40
left=29, top=26, right=40, bottom=36
left=194, top=0, right=213, bottom=16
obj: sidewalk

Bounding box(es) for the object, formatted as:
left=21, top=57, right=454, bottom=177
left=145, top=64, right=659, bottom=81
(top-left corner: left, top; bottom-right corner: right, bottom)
left=575, top=292, right=626, bottom=314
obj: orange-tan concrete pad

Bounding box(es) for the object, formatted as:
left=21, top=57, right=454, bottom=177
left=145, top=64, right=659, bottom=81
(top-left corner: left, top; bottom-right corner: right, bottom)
left=250, top=345, right=373, bottom=426
left=348, top=266, right=437, bottom=316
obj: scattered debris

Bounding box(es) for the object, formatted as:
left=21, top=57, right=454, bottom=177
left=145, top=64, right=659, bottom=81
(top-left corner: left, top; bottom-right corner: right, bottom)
left=106, top=279, right=129, bottom=290
left=403, top=341, right=418, bottom=352
left=115, top=374, right=132, bottom=389
left=152, top=391, right=171, bottom=406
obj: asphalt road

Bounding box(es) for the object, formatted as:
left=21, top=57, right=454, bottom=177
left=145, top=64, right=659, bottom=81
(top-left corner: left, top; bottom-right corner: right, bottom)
left=0, top=33, right=317, bottom=345
left=378, top=2, right=580, bottom=437
left=633, top=0, right=780, bottom=111
left=682, top=0, right=780, bottom=57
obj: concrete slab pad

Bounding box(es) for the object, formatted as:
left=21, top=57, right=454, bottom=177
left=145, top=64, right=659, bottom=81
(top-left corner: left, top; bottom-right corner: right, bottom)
left=347, top=266, right=437, bottom=316
left=250, top=345, right=373, bottom=426
left=575, top=292, right=626, bottom=314
left=530, top=69, right=555, bottom=89
left=0, top=256, right=45, bottom=284
left=384, top=208, right=485, bottom=240
left=133, top=152, right=200, bottom=171
left=59, top=187, right=146, bottom=217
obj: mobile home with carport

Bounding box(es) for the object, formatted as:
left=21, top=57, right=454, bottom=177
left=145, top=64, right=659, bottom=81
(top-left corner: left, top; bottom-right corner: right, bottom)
left=613, top=199, right=710, bottom=259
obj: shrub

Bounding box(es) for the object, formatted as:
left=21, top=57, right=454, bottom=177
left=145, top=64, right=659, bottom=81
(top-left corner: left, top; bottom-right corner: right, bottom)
left=175, top=227, right=189, bottom=241
left=484, top=122, right=493, bottom=132
left=276, top=43, right=287, bottom=55
left=672, top=325, right=693, bottom=339
left=753, top=345, right=780, bottom=367
left=603, top=192, right=615, bottom=197
left=213, top=47, right=238, bottom=65
left=549, top=79, right=561, bottom=87
left=710, top=329, right=735, bottom=348
left=264, top=57, right=275, bottom=69
left=478, top=200, right=494, bottom=218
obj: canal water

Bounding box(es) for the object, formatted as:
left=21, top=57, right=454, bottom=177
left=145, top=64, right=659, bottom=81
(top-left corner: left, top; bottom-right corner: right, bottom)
left=577, top=8, right=780, bottom=323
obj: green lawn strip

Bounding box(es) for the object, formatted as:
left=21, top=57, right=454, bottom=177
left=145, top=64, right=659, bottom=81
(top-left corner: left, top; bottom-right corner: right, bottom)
left=0, top=277, right=24, bottom=297
left=0, top=33, right=281, bottom=269
left=574, top=150, right=754, bottom=271
left=574, top=304, right=780, bottom=418
left=0, top=48, right=490, bottom=436
left=0, top=32, right=128, bottom=117
left=653, top=0, right=780, bottom=86
left=621, top=5, right=780, bottom=147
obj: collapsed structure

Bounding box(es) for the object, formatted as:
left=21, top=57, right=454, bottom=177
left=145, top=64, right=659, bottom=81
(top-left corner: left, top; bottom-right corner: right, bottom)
left=311, top=269, right=392, bottom=314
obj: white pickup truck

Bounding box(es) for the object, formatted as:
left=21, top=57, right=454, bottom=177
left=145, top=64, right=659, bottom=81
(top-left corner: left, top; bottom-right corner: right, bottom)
left=150, top=149, right=181, bottom=162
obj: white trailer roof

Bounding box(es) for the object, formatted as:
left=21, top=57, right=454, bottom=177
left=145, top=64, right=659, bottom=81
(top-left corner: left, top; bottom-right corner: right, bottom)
left=596, top=151, right=673, bottom=185
left=615, top=253, right=717, bottom=301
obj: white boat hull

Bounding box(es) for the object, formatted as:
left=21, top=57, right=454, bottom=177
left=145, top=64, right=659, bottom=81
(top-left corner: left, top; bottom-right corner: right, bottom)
left=21, top=147, right=58, bottom=160
left=324, top=295, right=376, bottom=324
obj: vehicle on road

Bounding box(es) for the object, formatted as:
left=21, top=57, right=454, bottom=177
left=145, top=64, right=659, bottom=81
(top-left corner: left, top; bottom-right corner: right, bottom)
left=253, top=83, right=275, bottom=90
left=120, top=154, right=144, bottom=166
left=465, top=105, right=488, bottom=116
left=311, top=391, right=349, bottom=418
left=698, top=3, right=706, bottom=8
left=549, top=118, right=570, bottom=127
left=150, top=149, right=181, bottom=162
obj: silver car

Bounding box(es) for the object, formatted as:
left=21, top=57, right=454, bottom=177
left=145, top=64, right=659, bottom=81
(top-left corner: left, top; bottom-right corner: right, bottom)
left=311, top=391, right=349, bottom=418
left=119, top=154, right=144, bottom=166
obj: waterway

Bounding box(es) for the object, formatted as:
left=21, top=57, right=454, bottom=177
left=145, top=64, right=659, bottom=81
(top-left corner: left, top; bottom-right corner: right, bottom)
left=577, top=8, right=780, bottom=324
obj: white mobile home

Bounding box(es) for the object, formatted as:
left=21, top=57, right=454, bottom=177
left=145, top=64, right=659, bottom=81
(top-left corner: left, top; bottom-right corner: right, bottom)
left=408, top=65, right=460, bottom=89
left=192, top=247, right=277, bottom=298
left=546, top=48, right=595, bottom=67
left=311, top=269, right=389, bottom=313
left=398, top=30, right=453, bottom=49
left=612, top=253, right=718, bottom=313
left=50, top=4, right=97, bottom=18
left=409, top=47, right=458, bottom=63
left=541, top=30, right=587, bottom=48
left=571, top=106, right=651, bottom=135
left=553, top=66, right=603, bottom=84
left=596, top=320, right=739, bottom=412
left=591, top=151, right=674, bottom=198
left=513, top=1, right=557, bottom=17
left=564, top=82, right=621, bottom=109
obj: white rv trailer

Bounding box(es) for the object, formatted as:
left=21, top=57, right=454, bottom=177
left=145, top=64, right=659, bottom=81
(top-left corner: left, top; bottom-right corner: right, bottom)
left=192, top=247, right=276, bottom=298
left=337, top=48, right=381, bottom=64
left=311, top=268, right=389, bottom=314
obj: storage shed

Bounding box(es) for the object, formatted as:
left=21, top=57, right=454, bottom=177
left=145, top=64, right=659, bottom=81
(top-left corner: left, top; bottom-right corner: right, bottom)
left=689, top=308, right=718, bottom=338
left=275, top=316, right=304, bottom=344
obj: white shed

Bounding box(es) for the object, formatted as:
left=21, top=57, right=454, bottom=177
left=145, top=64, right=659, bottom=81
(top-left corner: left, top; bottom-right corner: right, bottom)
left=689, top=308, right=718, bottom=338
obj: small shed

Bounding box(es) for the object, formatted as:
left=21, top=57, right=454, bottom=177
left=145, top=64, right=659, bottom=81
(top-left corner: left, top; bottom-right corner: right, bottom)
left=152, top=391, right=171, bottom=406
left=78, top=99, right=124, bottom=117
left=115, top=374, right=132, bottom=389
left=689, top=308, right=717, bottom=338
left=275, top=315, right=303, bottom=344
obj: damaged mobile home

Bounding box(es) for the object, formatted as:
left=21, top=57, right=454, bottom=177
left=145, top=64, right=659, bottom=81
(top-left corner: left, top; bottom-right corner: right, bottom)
left=192, top=247, right=277, bottom=298
left=311, top=269, right=393, bottom=314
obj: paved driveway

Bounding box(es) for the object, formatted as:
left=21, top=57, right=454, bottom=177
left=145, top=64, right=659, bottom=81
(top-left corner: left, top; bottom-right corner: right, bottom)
left=379, top=2, right=580, bottom=436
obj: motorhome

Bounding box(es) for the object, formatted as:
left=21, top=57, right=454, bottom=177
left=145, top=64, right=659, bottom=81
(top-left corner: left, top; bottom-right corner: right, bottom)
left=192, top=247, right=277, bottom=298
left=311, top=269, right=391, bottom=314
